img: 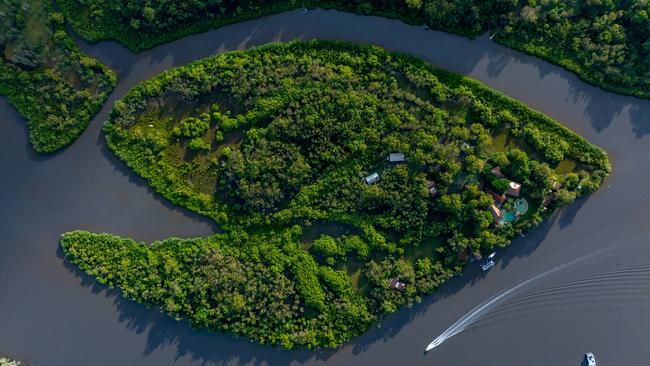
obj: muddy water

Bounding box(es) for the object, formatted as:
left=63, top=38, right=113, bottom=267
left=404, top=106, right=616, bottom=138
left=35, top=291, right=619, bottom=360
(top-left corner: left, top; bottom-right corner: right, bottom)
left=2, top=9, right=650, bottom=366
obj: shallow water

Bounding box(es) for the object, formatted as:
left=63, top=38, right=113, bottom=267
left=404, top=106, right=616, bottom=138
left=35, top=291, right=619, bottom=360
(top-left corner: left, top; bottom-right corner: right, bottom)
left=2, top=8, right=650, bottom=366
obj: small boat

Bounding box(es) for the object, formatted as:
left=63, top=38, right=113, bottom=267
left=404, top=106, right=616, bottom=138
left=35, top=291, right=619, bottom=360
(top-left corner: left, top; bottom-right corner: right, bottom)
left=585, top=352, right=596, bottom=366
left=481, top=252, right=496, bottom=271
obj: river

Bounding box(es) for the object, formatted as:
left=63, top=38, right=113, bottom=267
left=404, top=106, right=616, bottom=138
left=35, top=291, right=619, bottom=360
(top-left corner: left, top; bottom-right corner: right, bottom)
left=2, top=9, right=650, bottom=366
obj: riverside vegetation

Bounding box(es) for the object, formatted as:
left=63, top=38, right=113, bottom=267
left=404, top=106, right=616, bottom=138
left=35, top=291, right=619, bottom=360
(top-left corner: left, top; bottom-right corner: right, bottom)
left=59, top=0, right=650, bottom=99
left=0, top=357, right=20, bottom=366
left=0, top=0, right=116, bottom=153
left=61, top=41, right=610, bottom=349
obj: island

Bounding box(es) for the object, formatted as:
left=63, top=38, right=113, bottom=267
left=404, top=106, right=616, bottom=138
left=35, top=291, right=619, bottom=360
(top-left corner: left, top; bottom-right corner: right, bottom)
left=61, top=41, right=610, bottom=349
left=0, top=0, right=115, bottom=153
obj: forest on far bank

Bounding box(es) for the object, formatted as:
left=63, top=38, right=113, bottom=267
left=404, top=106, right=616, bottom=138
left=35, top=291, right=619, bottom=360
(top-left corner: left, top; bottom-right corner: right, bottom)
left=0, top=0, right=115, bottom=153
left=59, top=0, right=650, bottom=100
left=62, top=41, right=609, bottom=349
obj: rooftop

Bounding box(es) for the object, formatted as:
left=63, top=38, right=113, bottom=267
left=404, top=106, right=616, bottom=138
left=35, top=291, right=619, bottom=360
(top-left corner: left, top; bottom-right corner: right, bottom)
left=365, top=172, right=380, bottom=184
left=388, top=153, right=406, bottom=162
left=507, top=181, right=522, bottom=197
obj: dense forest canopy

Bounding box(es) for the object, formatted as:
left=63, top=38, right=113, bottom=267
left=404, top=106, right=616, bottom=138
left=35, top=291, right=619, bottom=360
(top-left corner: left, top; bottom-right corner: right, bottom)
left=497, top=0, right=650, bottom=99
left=63, top=41, right=609, bottom=349
left=59, top=0, right=650, bottom=99
left=0, top=0, right=115, bottom=153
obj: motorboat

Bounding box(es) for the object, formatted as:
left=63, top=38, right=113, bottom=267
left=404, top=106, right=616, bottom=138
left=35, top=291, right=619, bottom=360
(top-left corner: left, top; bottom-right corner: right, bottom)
left=481, top=252, right=496, bottom=271
left=585, top=352, right=596, bottom=366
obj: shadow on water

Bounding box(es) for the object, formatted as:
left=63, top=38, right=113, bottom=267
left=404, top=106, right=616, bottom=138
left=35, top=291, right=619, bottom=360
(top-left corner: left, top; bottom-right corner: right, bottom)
left=558, top=195, right=589, bottom=229
left=561, top=65, right=650, bottom=138
left=0, top=96, right=69, bottom=163
left=483, top=46, right=512, bottom=79
left=629, top=103, right=650, bottom=138
left=97, top=136, right=221, bottom=234
left=57, top=244, right=321, bottom=365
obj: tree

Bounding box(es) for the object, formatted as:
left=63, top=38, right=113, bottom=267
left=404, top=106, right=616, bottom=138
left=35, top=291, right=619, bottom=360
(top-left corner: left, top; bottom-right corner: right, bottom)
left=405, top=0, right=423, bottom=10
left=142, top=6, right=155, bottom=22
left=311, top=235, right=340, bottom=259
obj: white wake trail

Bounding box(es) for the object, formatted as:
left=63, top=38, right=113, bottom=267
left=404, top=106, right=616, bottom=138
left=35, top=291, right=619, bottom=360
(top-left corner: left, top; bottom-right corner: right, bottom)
left=425, top=234, right=647, bottom=352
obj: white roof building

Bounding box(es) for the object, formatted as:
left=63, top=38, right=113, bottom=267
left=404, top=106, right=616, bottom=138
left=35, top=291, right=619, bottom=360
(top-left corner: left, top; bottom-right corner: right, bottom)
left=388, top=153, right=405, bottom=163
left=427, top=181, right=437, bottom=197
left=507, top=181, right=522, bottom=197
left=365, top=172, right=380, bottom=184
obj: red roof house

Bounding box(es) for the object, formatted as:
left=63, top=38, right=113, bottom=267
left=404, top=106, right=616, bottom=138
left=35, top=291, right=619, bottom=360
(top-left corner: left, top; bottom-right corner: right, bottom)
left=491, top=166, right=504, bottom=178
left=488, top=204, right=503, bottom=223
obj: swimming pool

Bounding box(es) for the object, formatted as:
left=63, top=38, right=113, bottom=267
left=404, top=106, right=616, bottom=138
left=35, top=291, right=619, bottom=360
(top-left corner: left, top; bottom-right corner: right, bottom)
left=500, top=211, right=517, bottom=225
left=514, top=198, right=529, bottom=215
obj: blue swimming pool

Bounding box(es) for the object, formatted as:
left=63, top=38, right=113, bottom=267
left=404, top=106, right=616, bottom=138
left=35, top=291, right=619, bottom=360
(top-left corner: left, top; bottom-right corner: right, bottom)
left=500, top=211, right=517, bottom=225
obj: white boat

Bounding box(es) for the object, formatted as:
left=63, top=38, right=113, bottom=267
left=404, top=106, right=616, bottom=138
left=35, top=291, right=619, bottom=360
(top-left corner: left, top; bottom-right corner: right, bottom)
left=586, top=352, right=596, bottom=366
left=481, top=252, right=496, bottom=271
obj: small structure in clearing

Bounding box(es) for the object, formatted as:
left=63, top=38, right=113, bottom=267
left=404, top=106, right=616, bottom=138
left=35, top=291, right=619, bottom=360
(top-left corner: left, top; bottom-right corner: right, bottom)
left=388, top=278, right=406, bottom=292
left=489, top=204, right=503, bottom=223
left=507, top=181, right=522, bottom=197
left=492, top=166, right=504, bottom=178
left=427, top=181, right=437, bottom=197
left=388, top=152, right=405, bottom=163
left=491, top=191, right=506, bottom=207
left=365, top=172, right=380, bottom=185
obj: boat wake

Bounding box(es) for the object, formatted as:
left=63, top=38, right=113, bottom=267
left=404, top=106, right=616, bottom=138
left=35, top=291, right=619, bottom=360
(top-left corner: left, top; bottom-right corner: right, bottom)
left=425, top=234, right=648, bottom=352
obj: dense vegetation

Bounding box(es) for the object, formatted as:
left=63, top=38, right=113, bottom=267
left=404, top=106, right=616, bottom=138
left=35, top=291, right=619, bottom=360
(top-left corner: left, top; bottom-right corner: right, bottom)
left=60, top=0, right=650, bottom=99
left=0, top=357, right=20, bottom=366
left=62, top=230, right=376, bottom=348
left=496, top=0, right=650, bottom=99
left=63, top=41, right=609, bottom=348
left=0, top=0, right=116, bottom=153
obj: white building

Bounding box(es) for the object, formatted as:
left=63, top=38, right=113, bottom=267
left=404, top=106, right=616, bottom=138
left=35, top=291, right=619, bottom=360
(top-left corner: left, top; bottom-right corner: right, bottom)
left=388, top=153, right=405, bottom=163
left=365, top=172, right=380, bottom=184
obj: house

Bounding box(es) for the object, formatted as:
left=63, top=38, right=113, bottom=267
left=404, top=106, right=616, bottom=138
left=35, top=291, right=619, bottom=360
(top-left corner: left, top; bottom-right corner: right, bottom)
left=491, top=191, right=506, bottom=207
left=491, top=166, right=504, bottom=178
left=388, top=153, right=405, bottom=163
left=365, top=172, right=380, bottom=185
left=507, top=181, right=522, bottom=197
left=427, top=181, right=437, bottom=197
left=388, top=278, right=406, bottom=292
left=489, top=204, right=503, bottom=223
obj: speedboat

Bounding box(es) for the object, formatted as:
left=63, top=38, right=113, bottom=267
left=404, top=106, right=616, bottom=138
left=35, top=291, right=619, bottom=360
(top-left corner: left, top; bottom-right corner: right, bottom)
left=481, top=252, right=496, bottom=271
left=585, top=352, right=596, bottom=366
